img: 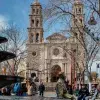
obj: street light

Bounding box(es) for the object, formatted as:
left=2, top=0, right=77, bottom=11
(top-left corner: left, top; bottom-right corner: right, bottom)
left=88, top=16, right=97, bottom=25
left=88, top=0, right=100, bottom=25
left=88, top=11, right=97, bottom=25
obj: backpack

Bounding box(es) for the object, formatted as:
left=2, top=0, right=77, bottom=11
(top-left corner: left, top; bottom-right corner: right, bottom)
left=13, top=83, right=21, bottom=93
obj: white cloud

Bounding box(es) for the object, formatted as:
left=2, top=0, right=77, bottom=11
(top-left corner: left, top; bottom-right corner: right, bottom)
left=0, top=15, right=8, bottom=30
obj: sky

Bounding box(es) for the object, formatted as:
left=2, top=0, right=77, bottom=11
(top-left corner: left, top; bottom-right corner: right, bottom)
left=0, top=0, right=100, bottom=72
left=0, top=0, right=48, bottom=35
left=0, top=0, right=69, bottom=38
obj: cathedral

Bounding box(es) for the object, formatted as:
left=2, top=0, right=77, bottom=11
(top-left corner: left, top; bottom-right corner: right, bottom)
left=26, top=0, right=85, bottom=86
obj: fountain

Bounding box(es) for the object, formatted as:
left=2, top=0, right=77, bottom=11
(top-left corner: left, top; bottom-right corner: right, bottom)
left=0, top=36, right=24, bottom=88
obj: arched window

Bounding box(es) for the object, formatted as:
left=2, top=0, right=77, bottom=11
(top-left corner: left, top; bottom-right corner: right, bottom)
left=32, top=9, right=35, bottom=14
left=36, top=20, right=39, bottom=27
left=79, top=8, right=81, bottom=13
left=32, top=20, right=34, bottom=24
left=36, top=33, right=39, bottom=42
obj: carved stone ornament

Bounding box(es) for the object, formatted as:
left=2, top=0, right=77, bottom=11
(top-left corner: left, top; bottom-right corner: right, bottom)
left=53, top=48, right=59, bottom=56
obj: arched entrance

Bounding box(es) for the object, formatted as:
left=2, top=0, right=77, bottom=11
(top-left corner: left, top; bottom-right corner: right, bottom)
left=51, top=65, right=61, bottom=82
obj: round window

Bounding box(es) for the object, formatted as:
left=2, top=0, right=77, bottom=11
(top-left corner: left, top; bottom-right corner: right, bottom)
left=32, top=51, right=36, bottom=56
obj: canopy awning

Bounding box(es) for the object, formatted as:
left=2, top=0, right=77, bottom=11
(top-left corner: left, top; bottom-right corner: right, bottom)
left=0, top=51, right=16, bottom=62
left=0, top=36, right=8, bottom=44
left=0, top=75, right=24, bottom=88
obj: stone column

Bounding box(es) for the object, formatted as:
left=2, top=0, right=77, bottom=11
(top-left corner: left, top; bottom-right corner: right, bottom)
left=34, top=33, right=36, bottom=42
left=29, top=70, right=31, bottom=78
left=47, top=63, right=50, bottom=82
left=65, top=63, right=68, bottom=80
left=62, top=63, right=65, bottom=73
left=65, top=63, right=67, bottom=75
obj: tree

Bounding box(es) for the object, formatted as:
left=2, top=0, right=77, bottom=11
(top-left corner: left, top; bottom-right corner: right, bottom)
left=91, top=71, right=98, bottom=79
left=0, top=24, right=27, bottom=76
left=43, top=0, right=100, bottom=83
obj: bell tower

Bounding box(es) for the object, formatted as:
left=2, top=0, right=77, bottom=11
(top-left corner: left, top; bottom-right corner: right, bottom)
left=71, top=0, right=85, bottom=43
left=71, top=0, right=85, bottom=86
left=26, top=0, right=44, bottom=79
left=28, top=0, right=43, bottom=43
left=72, top=0, right=84, bottom=28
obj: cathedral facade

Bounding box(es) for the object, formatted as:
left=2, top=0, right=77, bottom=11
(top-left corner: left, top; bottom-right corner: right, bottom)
left=26, top=0, right=85, bottom=86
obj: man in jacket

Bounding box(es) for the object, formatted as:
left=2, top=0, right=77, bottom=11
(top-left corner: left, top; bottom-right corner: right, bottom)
left=78, top=84, right=89, bottom=100
left=39, top=82, right=45, bottom=97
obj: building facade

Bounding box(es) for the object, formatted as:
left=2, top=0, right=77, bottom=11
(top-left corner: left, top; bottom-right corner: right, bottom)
left=26, top=0, right=85, bottom=86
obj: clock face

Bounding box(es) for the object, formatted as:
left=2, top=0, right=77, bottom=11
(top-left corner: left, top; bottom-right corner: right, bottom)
left=53, top=48, right=59, bottom=56
left=32, top=51, right=37, bottom=57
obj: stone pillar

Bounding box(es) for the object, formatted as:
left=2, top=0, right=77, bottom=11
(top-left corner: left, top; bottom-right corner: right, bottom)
left=34, top=33, right=36, bottom=42
left=29, top=70, right=31, bottom=78
left=65, top=63, right=67, bottom=75
left=62, top=63, right=65, bottom=73
left=47, top=63, right=50, bottom=82
left=65, top=63, right=68, bottom=80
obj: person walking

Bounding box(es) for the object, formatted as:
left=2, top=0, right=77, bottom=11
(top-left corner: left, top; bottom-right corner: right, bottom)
left=13, top=82, right=21, bottom=96
left=38, top=82, right=45, bottom=97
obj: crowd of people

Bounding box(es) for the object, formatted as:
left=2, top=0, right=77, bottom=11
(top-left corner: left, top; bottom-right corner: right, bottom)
left=0, top=78, right=45, bottom=97
left=0, top=74, right=100, bottom=100
left=55, top=72, right=100, bottom=100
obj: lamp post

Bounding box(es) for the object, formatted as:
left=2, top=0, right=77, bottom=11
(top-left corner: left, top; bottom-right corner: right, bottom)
left=98, top=0, right=100, bottom=15
left=88, top=11, right=97, bottom=25
left=88, top=0, right=100, bottom=25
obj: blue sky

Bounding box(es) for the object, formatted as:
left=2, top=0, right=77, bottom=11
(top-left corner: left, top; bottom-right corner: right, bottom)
left=0, top=0, right=31, bottom=29
left=0, top=0, right=49, bottom=36
left=0, top=0, right=69, bottom=38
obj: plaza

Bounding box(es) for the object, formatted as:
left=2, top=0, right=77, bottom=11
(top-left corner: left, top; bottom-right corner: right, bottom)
left=0, top=0, right=100, bottom=100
